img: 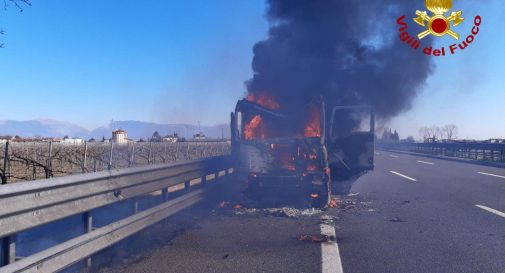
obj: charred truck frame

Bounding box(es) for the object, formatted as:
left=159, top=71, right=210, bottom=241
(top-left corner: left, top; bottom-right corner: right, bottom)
left=231, top=98, right=374, bottom=207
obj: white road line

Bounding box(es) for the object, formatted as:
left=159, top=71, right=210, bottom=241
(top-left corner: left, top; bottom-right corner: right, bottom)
left=374, top=152, right=380, bottom=155
left=417, top=160, right=435, bottom=165
left=320, top=223, right=344, bottom=273
left=476, top=205, right=505, bottom=219
left=389, top=155, right=399, bottom=158
left=477, top=172, right=505, bottom=179
left=390, top=171, right=417, bottom=182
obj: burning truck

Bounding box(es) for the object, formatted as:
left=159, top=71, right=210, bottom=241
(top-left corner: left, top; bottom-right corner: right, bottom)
left=230, top=94, right=375, bottom=207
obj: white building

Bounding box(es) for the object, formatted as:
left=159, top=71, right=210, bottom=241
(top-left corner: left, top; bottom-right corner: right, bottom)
left=63, top=138, right=84, bottom=145
left=112, top=129, right=128, bottom=144
left=0, top=136, right=13, bottom=143
left=163, top=133, right=179, bottom=143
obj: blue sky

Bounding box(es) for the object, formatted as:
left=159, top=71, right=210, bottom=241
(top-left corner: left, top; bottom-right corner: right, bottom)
left=0, top=0, right=268, bottom=129
left=0, top=0, right=503, bottom=140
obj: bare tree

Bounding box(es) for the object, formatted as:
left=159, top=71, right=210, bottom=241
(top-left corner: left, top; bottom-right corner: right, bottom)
left=419, top=126, right=436, bottom=142
left=432, top=126, right=443, bottom=140
left=1, top=0, right=31, bottom=48
left=3, top=0, right=31, bottom=11
left=419, top=126, right=444, bottom=142
left=443, top=124, right=458, bottom=140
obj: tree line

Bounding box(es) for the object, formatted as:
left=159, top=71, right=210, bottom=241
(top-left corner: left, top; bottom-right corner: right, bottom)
left=419, top=124, right=458, bottom=142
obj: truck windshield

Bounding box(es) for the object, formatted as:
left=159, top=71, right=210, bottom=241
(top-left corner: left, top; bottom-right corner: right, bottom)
left=238, top=102, right=322, bottom=141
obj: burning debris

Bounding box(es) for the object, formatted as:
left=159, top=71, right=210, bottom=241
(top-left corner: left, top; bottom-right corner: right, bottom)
left=218, top=201, right=244, bottom=210
left=327, top=198, right=339, bottom=208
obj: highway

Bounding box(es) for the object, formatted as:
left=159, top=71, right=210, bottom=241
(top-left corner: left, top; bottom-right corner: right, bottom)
left=94, top=151, right=505, bottom=273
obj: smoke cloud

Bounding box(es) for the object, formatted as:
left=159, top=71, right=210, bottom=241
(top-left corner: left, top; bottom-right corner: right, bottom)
left=246, top=0, right=434, bottom=128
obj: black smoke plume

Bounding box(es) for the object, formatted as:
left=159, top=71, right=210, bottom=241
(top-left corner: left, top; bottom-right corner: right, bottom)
left=246, top=0, right=433, bottom=132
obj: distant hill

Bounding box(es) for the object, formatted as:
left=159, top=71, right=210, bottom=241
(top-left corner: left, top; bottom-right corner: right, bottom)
left=0, top=119, right=89, bottom=138
left=0, top=119, right=230, bottom=140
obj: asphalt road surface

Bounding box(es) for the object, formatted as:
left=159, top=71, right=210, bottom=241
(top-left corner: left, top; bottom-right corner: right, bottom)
left=95, top=151, right=505, bottom=273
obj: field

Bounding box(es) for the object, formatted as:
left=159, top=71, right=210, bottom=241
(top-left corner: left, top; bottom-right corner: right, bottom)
left=0, top=141, right=230, bottom=183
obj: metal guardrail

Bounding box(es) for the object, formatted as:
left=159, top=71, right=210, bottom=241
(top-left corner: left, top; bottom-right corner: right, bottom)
left=377, top=142, right=505, bottom=163
left=0, top=155, right=232, bottom=272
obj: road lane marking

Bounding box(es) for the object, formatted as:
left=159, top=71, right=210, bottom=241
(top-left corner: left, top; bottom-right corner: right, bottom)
left=417, top=160, right=435, bottom=165
left=476, top=205, right=505, bottom=219
left=320, top=223, right=344, bottom=273
left=390, top=171, right=417, bottom=182
left=374, top=152, right=380, bottom=155
left=477, top=172, right=505, bottom=179
left=389, top=155, right=399, bottom=158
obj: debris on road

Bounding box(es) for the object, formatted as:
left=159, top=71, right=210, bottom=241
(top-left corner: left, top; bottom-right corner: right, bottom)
left=299, top=234, right=330, bottom=243
left=218, top=201, right=230, bottom=208
left=218, top=201, right=243, bottom=210
left=232, top=207, right=324, bottom=218
left=389, top=217, right=406, bottom=223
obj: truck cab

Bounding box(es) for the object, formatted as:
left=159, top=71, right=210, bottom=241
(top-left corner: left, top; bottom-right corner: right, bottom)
left=231, top=98, right=374, bottom=207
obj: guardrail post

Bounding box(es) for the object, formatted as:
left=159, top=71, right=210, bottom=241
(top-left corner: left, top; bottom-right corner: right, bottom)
left=83, top=212, right=93, bottom=268
left=133, top=199, right=139, bottom=214
left=1, top=235, right=16, bottom=266
left=162, top=188, right=169, bottom=202
left=184, top=180, right=191, bottom=193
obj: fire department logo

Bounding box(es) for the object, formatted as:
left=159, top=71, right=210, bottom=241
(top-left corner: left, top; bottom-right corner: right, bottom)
left=413, top=0, right=464, bottom=39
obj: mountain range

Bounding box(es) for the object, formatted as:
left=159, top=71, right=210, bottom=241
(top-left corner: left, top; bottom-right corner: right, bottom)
left=0, top=119, right=230, bottom=140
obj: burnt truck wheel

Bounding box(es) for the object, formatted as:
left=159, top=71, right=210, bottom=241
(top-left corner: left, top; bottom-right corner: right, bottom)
left=310, top=179, right=331, bottom=208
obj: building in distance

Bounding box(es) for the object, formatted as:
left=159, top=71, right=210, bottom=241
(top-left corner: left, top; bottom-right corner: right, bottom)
left=62, top=137, right=84, bottom=145
left=193, top=132, right=206, bottom=140
left=163, top=133, right=180, bottom=143
left=112, top=129, right=128, bottom=144
left=0, top=136, right=14, bottom=143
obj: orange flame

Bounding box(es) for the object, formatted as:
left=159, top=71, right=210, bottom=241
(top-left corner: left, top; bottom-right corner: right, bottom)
left=304, top=104, right=321, bottom=137
left=247, top=93, right=280, bottom=110
left=244, top=115, right=265, bottom=140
